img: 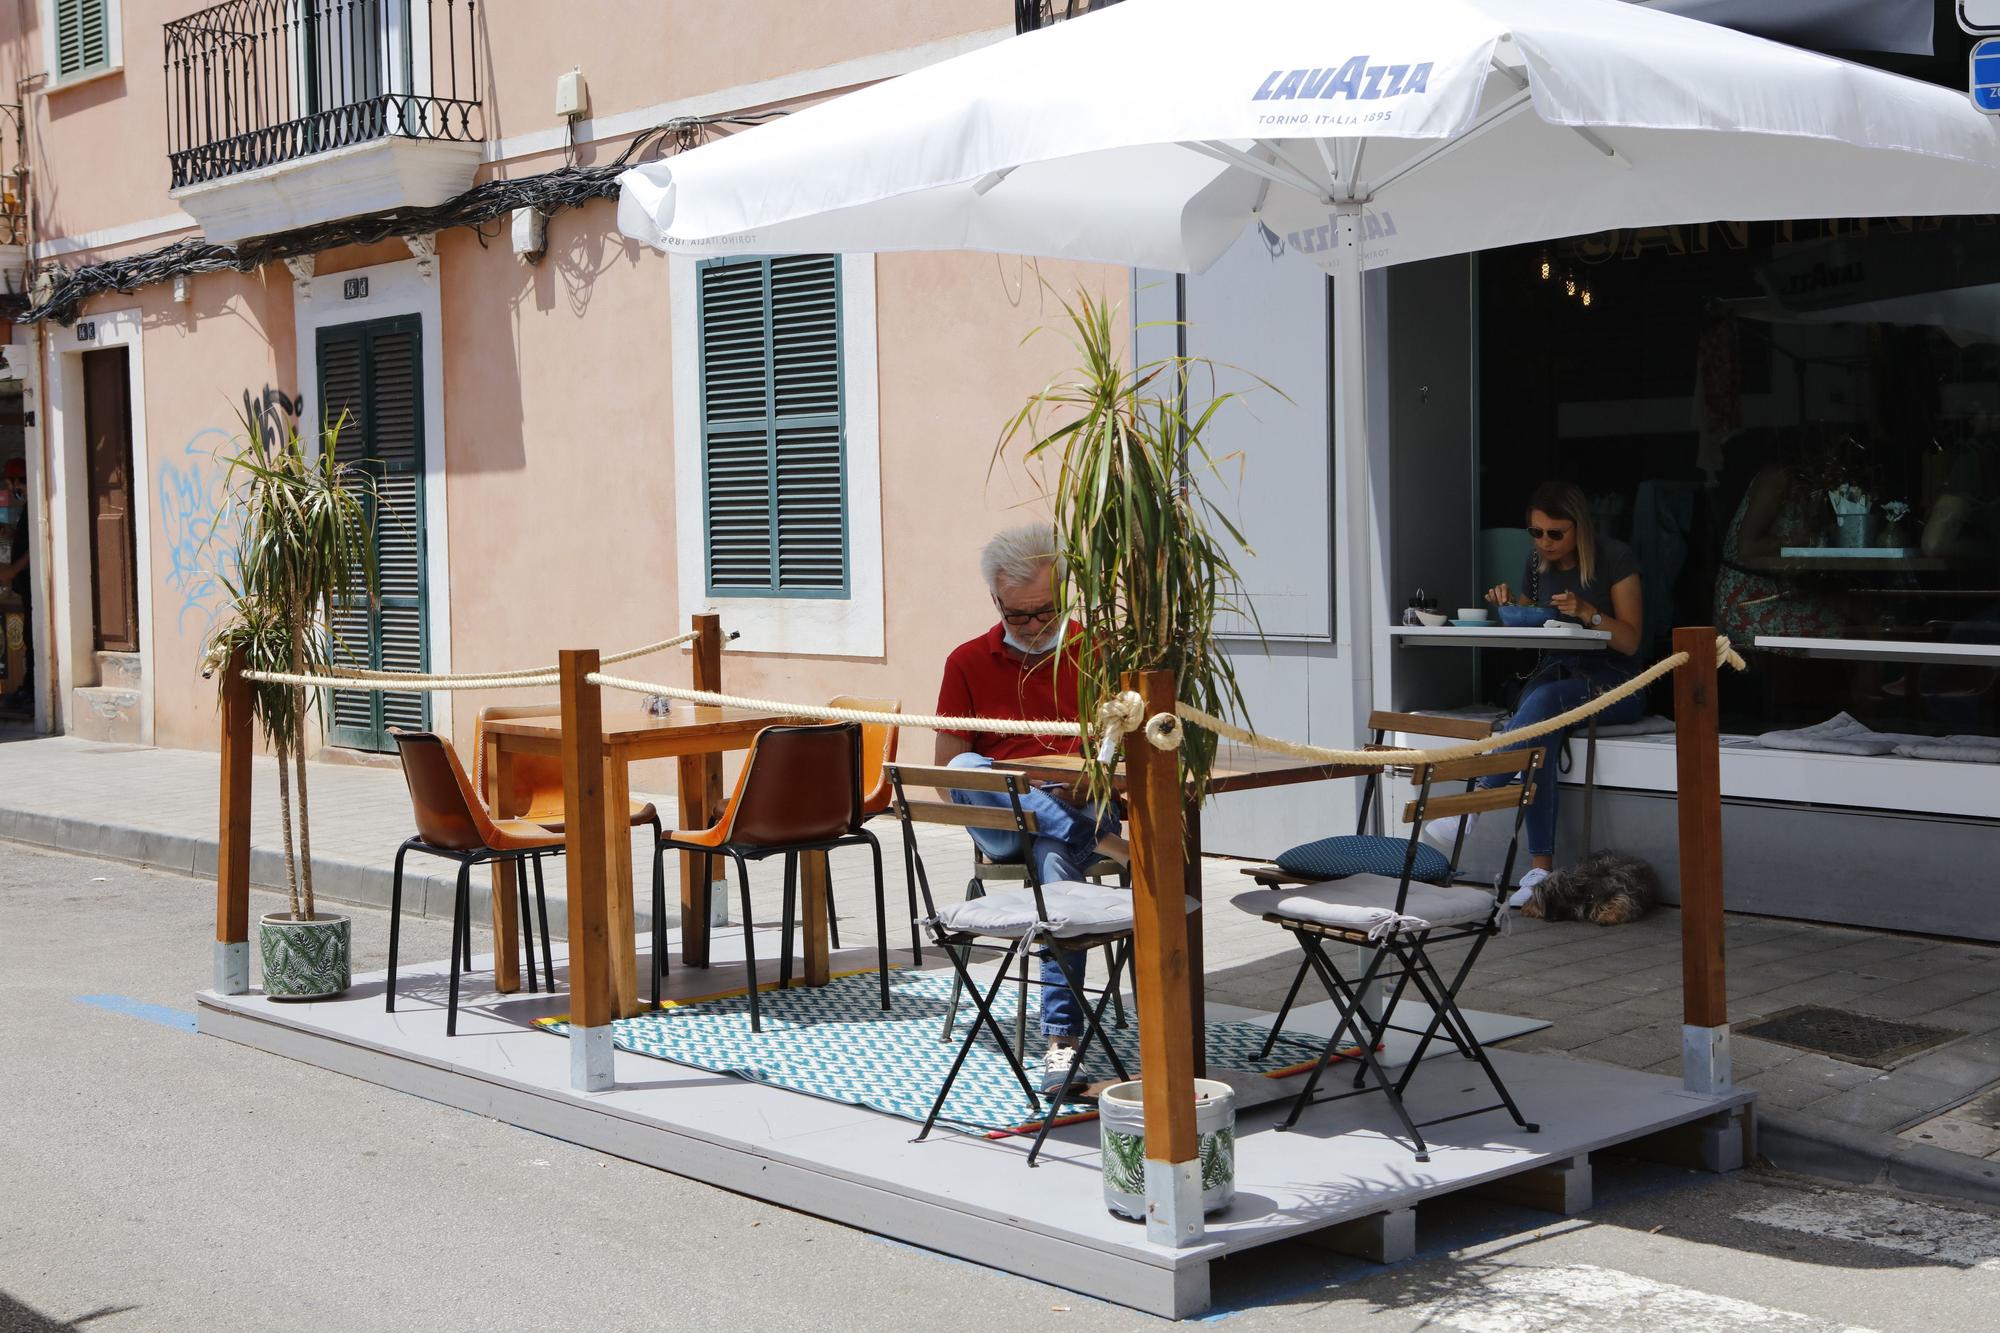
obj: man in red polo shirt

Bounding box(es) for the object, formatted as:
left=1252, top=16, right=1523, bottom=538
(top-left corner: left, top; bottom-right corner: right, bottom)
left=935, top=524, right=1127, bottom=1095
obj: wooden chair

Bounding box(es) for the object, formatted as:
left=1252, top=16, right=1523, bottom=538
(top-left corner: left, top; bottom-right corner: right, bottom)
left=1229, top=749, right=1544, bottom=1161
left=887, top=762, right=1181, bottom=1166
left=387, top=730, right=567, bottom=1036
left=1251, top=710, right=1494, bottom=888
left=656, top=723, right=888, bottom=1030
left=474, top=703, right=668, bottom=990
left=814, top=695, right=924, bottom=963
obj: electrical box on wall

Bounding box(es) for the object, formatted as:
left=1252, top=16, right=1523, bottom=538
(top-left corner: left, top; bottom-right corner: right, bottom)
left=512, top=208, right=547, bottom=262
left=555, top=68, right=588, bottom=119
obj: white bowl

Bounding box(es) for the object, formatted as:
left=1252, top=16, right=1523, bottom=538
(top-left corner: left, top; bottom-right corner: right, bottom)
left=1456, top=607, right=1491, bottom=621
left=1413, top=610, right=1449, bottom=627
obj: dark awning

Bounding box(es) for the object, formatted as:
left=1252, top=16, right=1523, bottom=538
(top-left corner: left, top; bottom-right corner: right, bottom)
left=1640, top=0, right=1934, bottom=57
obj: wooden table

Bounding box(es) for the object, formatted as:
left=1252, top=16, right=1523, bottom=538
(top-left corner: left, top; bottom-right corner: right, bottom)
left=996, top=744, right=1372, bottom=1075
left=483, top=702, right=813, bottom=1020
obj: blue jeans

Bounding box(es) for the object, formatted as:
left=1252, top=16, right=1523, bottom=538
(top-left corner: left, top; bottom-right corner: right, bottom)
left=945, top=751, right=1119, bottom=1039
left=1481, top=664, right=1643, bottom=859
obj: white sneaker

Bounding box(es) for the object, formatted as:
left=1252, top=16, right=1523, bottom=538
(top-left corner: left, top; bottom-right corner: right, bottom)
left=1040, top=1042, right=1087, bottom=1097
left=1509, top=867, right=1550, bottom=909
left=1420, top=811, right=1479, bottom=850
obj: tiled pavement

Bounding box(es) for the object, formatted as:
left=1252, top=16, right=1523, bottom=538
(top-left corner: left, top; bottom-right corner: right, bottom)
left=6, top=728, right=2000, bottom=1201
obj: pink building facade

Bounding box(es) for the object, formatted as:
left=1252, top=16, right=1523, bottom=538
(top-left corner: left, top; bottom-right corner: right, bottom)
left=3, top=1, right=1118, bottom=789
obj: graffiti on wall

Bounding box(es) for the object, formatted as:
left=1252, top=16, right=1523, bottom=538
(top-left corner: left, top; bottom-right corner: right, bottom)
left=155, top=387, right=300, bottom=639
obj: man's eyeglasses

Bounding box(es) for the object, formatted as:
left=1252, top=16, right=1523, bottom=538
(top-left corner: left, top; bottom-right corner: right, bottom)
left=996, top=603, right=1058, bottom=626
left=1526, top=525, right=1572, bottom=541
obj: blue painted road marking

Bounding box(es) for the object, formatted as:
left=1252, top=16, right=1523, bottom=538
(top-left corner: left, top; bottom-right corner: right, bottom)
left=76, top=994, right=199, bottom=1033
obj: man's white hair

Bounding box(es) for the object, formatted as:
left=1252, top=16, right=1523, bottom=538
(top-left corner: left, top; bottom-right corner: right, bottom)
left=981, top=523, right=1064, bottom=594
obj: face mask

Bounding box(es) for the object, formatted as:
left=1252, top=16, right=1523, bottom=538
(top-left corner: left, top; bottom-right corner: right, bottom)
left=1002, top=626, right=1054, bottom=655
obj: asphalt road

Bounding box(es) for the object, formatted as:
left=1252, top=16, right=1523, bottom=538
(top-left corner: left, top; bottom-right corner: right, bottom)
left=6, top=840, right=2000, bottom=1332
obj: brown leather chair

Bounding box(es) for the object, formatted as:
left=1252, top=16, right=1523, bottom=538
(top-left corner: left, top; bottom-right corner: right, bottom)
left=819, top=696, right=920, bottom=959
left=657, top=723, right=887, bottom=1031
left=389, top=729, right=567, bottom=1035
left=475, top=704, right=666, bottom=964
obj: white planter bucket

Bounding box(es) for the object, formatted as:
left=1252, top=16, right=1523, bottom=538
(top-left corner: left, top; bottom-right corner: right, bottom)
left=1099, top=1078, right=1235, bottom=1220
left=259, top=911, right=351, bottom=1000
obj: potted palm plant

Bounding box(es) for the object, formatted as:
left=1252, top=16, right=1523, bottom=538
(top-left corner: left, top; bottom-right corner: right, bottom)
left=206, top=412, right=375, bottom=1000
left=999, top=286, right=1263, bottom=1215
left=998, top=285, right=1260, bottom=801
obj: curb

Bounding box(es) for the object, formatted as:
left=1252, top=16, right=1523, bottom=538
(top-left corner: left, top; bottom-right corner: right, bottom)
left=1758, top=1105, right=2000, bottom=1210
left=0, top=807, right=670, bottom=940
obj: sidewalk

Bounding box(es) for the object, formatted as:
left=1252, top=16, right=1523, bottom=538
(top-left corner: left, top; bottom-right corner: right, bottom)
left=7, top=730, right=2000, bottom=1206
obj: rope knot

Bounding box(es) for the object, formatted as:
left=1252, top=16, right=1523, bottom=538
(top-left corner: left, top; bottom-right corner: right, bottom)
left=1095, top=691, right=1146, bottom=739
left=1143, top=711, right=1184, bottom=751
left=1716, top=634, right=1747, bottom=673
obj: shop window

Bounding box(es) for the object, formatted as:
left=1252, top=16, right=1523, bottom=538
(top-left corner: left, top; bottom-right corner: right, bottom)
left=1476, top=217, right=2000, bottom=742
left=696, top=254, right=848, bottom=598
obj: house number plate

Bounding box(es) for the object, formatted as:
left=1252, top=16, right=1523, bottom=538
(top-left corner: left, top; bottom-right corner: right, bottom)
left=343, top=277, right=369, bottom=301
left=75, top=321, right=96, bottom=342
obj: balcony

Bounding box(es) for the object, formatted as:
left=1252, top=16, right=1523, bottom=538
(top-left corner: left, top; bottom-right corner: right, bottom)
left=1015, top=0, right=1122, bottom=34
left=164, top=0, right=485, bottom=244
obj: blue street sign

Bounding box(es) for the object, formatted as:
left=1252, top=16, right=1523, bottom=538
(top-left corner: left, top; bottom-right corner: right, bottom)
left=1974, top=37, right=2000, bottom=113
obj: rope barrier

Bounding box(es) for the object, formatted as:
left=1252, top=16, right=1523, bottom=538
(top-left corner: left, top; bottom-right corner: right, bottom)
left=1143, top=634, right=1747, bottom=767
left=242, top=624, right=1747, bottom=776
left=585, top=671, right=1082, bottom=737
left=240, top=628, right=731, bottom=691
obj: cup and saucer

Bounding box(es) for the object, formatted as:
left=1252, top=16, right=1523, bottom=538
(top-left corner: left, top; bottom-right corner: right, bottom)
left=1451, top=607, right=1492, bottom=628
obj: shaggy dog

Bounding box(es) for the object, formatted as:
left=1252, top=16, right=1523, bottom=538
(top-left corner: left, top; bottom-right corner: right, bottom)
left=1522, top=851, right=1659, bottom=925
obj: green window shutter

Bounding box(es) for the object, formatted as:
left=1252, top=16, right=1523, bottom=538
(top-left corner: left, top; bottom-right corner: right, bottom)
left=698, top=254, right=847, bottom=597
left=55, top=0, right=111, bottom=79
left=319, top=316, right=429, bottom=752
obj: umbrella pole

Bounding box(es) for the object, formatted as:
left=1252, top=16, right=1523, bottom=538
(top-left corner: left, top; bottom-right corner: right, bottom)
left=1333, top=204, right=1392, bottom=1021
left=1332, top=204, right=1378, bottom=776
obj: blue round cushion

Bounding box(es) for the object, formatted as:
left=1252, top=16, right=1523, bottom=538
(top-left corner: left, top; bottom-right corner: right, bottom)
left=1273, top=834, right=1452, bottom=883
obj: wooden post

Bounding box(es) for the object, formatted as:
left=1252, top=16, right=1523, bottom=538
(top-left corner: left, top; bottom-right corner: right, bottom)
left=560, top=649, right=616, bottom=1091
left=1124, top=668, right=1202, bottom=1248
left=1673, top=626, right=1730, bottom=1095
left=214, top=650, right=253, bottom=994
left=677, top=612, right=726, bottom=966
left=484, top=733, right=521, bottom=994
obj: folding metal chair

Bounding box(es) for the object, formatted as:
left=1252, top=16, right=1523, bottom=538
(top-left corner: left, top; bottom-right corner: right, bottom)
left=1254, top=710, right=1491, bottom=885
left=1230, top=749, right=1545, bottom=1161
left=1243, top=712, right=1493, bottom=1041
left=886, top=761, right=1152, bottom=1166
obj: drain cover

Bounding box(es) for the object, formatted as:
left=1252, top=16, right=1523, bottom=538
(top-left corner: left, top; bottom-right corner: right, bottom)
left=1739, top=1005, right=1964, bottom=1068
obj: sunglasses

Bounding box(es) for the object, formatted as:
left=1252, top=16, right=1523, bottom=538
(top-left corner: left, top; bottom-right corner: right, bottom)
left=1526, top=525, right=1572, bottom=541
left=996, top=603, right=1058, bottom=626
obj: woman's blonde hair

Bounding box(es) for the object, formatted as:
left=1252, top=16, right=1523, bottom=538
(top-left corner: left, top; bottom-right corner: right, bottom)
left=1529, top=481, right=1598, bottom=590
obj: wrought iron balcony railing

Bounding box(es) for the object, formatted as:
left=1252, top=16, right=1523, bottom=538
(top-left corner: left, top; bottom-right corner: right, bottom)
left=1016, top=0, right=1121, bottom=34
left=165, top=0, right=483, bottom=190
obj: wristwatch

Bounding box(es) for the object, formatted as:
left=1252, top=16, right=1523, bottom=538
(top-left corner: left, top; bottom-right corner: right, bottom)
left=1589, top=611, right=1603, bottom=627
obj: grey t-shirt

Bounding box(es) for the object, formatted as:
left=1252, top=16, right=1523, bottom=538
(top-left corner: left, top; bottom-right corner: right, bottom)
left=1521, top=536, right=1640, bottom=662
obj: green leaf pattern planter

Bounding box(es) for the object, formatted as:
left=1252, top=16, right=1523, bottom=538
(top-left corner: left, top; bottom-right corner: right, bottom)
left=1099, top=1079, right=1235, bottom=1220
left=259, top=912, right=351, bottom=1000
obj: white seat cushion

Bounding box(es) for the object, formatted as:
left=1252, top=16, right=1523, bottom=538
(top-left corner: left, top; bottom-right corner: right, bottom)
left=1230, top=874, right=1497, bottom=938
left=936, top=881, right=1195, bottom=940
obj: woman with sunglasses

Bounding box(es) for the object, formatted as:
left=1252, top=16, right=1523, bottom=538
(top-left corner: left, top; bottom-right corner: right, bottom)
left=1429, top=481, right=1645, bottom=902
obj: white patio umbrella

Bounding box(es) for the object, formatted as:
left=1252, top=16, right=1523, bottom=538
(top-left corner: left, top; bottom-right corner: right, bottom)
left=617, top=0, right=2000, bottom=712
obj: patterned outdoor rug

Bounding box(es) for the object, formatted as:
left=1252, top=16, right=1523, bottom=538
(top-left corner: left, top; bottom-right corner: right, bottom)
left=538, top=968, right=1343, bottom=1136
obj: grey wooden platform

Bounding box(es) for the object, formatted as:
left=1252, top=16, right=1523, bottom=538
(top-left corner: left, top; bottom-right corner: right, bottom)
left=195, top=930, right=1753, bottom=1319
